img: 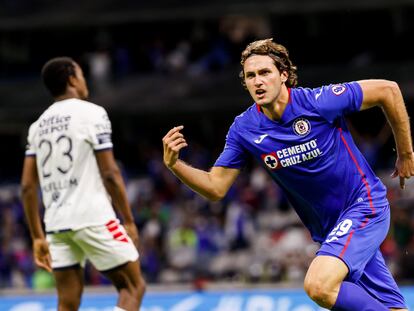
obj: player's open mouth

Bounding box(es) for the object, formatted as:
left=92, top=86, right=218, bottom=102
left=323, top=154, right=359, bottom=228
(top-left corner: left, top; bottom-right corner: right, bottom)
left=256, top=89, right=265, bottom=99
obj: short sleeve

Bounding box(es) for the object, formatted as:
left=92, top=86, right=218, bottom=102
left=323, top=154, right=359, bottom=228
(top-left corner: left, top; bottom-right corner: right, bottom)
left=25, top=122, right=37, bottom=157
left=214, top=123, right=247, bottom=168
left=85, top=107, right=113, bottom=151
left=311, top=82, right=363, bottom=123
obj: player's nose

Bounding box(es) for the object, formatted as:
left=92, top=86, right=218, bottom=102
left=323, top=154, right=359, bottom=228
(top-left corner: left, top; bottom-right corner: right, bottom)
left=253, top=77, right=263, bottom=86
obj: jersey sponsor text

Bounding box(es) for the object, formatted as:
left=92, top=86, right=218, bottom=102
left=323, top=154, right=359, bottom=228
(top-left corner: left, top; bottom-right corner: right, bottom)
left=262, top=139, right=323, bottom=169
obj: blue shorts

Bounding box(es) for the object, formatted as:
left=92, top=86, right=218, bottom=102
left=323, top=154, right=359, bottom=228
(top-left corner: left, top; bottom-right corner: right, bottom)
left=317, top=204, right=406, bottom=309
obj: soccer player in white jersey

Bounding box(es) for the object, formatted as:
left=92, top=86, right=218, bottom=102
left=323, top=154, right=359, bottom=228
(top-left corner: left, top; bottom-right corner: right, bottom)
left=21, top=57, right=145, bottom=311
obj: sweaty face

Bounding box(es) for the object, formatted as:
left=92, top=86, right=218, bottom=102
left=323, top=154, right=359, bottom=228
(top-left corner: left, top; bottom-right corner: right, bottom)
left=73, top=63, right=89, bottom=100
left=243, top=55, right=286, bottom=107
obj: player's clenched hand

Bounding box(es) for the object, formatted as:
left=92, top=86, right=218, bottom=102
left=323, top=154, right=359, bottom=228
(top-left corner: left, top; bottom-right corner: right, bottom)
left=33, top=238, right=52, bottom=273
left=391, top=152, right=414, bottom=189
left=162, top=125, right=188, bottom=169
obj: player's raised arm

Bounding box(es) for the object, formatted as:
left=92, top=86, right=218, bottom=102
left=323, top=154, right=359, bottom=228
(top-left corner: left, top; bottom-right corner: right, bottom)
left=162, top=126, right=240, bottom=201
left=358, top=79, right=414, bottom=188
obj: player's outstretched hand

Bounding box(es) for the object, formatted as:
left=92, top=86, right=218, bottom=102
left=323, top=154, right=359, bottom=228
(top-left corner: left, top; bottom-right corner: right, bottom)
left=162, top=125, right=188, bottom=169
left=33, top=238, right=52, bottom=273
left=391, top=152, right=414, bottom=189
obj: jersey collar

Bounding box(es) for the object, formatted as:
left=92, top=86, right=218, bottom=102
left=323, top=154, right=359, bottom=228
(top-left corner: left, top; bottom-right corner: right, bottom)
left=255, top=87, right=292, bottom=118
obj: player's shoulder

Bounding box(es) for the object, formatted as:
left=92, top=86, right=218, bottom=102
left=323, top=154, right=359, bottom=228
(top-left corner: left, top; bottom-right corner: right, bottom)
left=66, top=98, right=106, bottom=113
left=284, top=86, right=318, bottom=114
left=232, top=103, right=259, bottom=127
left=294, top=82, right=360, bottom=100
left=291, top=86, right=320, bottom=103
left=27, top=119, right=40, bottom=136
left=291, top=83, right=358, bottom=109
left=55, top=99, right=109, bottom=121
left=28, top=105, right=51, bottom=133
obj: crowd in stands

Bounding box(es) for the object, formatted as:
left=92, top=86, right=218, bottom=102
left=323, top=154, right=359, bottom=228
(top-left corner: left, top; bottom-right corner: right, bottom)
left=0, top=136, right=413, bottom=290
left=1, top=12, right=414, bottom=291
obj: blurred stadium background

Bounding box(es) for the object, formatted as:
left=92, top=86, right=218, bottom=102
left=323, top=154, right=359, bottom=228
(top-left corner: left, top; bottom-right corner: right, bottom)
left=1, top=0, right=414, bottom=310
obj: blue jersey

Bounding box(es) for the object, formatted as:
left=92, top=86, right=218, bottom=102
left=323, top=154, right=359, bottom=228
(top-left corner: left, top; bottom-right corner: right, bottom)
left=214, top=82, right=389, bottom=243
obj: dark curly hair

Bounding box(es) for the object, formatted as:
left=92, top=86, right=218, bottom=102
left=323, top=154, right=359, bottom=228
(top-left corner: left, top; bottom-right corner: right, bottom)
left=41, top=57, right=76, bottom=97
left=239, top=38, right=298, bottom=88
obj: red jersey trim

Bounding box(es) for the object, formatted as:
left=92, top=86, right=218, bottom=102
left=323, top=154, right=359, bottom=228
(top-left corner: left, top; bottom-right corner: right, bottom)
left=338, top=127, right=376, bottom=258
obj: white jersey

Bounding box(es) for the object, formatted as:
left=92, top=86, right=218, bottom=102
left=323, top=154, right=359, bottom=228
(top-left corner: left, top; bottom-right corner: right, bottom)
left=25, top=98, right=117, bottom=232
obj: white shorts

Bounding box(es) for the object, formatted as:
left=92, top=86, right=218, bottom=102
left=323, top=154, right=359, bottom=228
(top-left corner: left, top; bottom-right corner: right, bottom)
left=47, top=219, right=139, bottom=271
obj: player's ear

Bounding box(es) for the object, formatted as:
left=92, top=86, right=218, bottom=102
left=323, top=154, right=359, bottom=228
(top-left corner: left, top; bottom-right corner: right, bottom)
left=68, top=74, right=77, bottom=87
left=281, top=71, right=288, bottom=83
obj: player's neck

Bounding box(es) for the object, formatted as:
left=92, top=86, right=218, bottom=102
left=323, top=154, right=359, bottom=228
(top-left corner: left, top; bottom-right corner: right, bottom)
left=261, top=86, right=290, bottom=121
left=55, top=90, right=81, bottom=102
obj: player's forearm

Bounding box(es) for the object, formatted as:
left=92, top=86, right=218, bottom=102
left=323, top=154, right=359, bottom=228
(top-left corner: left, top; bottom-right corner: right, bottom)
left=169, top=159, right=224, bottom=201
left=381, top=83, right=413, bottom=158
left=21, top=187, right=44, bottom=240
left=102, top=169, right=135, bottom=224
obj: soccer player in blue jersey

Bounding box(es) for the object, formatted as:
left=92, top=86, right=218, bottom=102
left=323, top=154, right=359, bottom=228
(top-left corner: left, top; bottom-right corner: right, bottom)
left=162, top=38, right=414, bottom=310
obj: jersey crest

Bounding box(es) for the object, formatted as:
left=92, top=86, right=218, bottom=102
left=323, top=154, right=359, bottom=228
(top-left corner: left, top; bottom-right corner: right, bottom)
left=331, top=84, right=346, bottom=96
left=292, top=118, right=311, bottom=136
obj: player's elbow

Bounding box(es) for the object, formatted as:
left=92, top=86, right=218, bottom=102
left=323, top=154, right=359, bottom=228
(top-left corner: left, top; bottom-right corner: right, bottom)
left=207, top=193, right=223, bottom=202
left=380, top=80, right=401, bottom=104
left=197, top=186, right=225, bottom=201
left=205, top=171, right=230, bottom=201
left=100, top=168, right=121, bottom=186
left=20, top=182, right=37, bottom=198
left=386, top=80, right=400, bottom=95
left=207, top=188, right=226, bottom=202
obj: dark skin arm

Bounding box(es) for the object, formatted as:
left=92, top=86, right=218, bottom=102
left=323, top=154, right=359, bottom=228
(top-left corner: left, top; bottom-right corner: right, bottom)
left=95, top=150, right=139, bottom=248
left=21, top=156, right=52, bottom=272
